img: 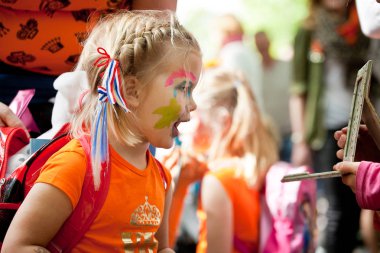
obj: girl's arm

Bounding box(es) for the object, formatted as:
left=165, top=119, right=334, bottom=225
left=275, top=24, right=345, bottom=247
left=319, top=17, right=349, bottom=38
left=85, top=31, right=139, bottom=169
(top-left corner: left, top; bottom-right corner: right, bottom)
left=201, top=174, right=232, bottom=253
left=156, top=181, right=175, bottom=253
left=2, top=183, right=73, bottom=253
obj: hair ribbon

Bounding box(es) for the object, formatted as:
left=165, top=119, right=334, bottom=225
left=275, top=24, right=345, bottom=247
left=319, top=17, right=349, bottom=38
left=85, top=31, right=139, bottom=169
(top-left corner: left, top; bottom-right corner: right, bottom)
left=91, top=47, right=130, bottom=186
left=94, top=47, right=130, bottom=112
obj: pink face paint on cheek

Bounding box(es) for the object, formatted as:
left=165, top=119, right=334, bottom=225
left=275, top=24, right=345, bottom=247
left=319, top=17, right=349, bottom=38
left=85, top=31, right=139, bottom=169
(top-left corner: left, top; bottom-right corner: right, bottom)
left=165, top=69, right=196, bottom=87
left=152, top=98, right=181, bottom=129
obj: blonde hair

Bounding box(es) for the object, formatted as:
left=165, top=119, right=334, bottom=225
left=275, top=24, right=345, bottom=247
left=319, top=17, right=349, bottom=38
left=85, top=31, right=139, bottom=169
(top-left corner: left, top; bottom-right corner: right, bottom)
left=195, top=69, right=278, bottom=188
left=215, top=14, right=244, bottom=37
left=70, top=10, right=200, bottom=188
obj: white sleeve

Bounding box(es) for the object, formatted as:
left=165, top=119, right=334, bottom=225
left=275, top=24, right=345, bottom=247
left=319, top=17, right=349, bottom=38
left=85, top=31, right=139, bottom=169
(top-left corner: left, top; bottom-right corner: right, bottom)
left=356, top=0, right=380, bottom=39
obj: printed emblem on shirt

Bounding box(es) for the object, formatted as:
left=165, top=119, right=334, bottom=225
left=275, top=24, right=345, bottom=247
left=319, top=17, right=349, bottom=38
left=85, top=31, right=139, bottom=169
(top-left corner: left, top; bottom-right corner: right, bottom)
left=120, top=196, right=161, bottom=252
left=6, top=51, right=36, bottom=65
left=40, top=0, right=71, bottom=17
left=122, top=232, right=158, bottom=253
left=75, top=32, right=88, bottom=44
left=17, top=19, right=39, bottom=40
left=130, top=196, right=161, bottom=226
left=0, top=22, right=10, bottom=37
left=65, top=54, right=80, bottom=66
left=71, top=9, right=96, bottom=22
left=41, top=37, right=64, bottom=53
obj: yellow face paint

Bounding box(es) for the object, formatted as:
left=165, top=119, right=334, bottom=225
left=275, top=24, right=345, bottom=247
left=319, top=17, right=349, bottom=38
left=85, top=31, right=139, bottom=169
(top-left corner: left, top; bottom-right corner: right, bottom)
left=153, top=98, right=181, bottom=129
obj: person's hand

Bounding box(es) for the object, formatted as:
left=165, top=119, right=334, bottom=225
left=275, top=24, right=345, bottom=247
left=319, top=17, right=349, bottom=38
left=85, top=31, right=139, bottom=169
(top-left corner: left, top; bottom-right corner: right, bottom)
left=291, top=142, right=313, bottom=167
left=0, top=102, right=29, bottom=136
left=333, top=161, right=360, bottom=192
left=334, top=125, right=380, bottom=162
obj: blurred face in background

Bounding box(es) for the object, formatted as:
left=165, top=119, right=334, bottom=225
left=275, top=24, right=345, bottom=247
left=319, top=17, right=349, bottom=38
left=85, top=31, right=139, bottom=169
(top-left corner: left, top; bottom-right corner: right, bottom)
left=254, top=32, right=270, bottom=57
left=321, top=0, right=347, bottom=11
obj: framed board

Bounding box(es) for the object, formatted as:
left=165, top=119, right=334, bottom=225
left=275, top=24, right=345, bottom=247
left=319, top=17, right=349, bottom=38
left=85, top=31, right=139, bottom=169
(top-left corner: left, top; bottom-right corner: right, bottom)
left=282, top=60, right=379, bottom=183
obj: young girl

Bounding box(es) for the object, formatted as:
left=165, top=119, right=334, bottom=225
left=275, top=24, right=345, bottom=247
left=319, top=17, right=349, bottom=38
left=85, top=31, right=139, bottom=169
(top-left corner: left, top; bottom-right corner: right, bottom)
left=190, top=69, right=277, bottom=253
left=2, top=10, right=202, bottom=253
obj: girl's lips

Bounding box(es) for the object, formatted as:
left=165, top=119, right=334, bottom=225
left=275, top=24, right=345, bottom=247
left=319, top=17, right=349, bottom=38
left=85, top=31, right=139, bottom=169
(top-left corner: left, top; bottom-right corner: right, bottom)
left=172, top=121, right=180, bottom=137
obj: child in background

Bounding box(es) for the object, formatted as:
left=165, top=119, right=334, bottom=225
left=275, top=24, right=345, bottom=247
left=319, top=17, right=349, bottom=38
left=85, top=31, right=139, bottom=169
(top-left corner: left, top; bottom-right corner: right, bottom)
left=2, top=10, right=202, bottom=253
left=192, top=69, right=271, bottom=253
left=171, top=69, right=316, bottom=253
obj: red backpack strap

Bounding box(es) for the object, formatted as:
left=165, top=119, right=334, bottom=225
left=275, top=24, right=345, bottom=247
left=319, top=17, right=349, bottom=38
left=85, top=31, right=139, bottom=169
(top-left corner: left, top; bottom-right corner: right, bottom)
left=47, top=136, right=111, bottom=253
left=153, top=158, right=168, bottom=191
left=0, top=127, right=30, bottom=179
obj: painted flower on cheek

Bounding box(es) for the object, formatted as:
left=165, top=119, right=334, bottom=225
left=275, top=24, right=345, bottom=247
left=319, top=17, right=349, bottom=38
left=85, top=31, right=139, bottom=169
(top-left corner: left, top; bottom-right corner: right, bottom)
left=153, top=98, right=181, bottom=129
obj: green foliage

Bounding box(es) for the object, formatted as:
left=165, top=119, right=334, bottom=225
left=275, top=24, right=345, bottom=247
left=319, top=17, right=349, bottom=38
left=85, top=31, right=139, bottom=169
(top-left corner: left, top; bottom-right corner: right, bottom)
left=241, top=0, right=309, bottom=58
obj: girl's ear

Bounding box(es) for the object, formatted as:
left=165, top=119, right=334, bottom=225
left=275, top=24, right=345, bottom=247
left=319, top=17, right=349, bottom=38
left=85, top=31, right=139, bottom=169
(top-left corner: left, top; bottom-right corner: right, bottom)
left=124, top=77, right=140, bottom=108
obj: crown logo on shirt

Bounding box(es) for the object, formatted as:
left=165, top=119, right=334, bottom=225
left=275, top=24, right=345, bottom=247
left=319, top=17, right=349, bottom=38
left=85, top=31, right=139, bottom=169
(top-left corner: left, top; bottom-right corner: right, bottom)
left=41, top=37, right=64, bottom=53
left=6, top=51, right=36, bottom=65
left=71, top=8, right=95, bottom=22
left=0, top=22, right=10, bottom=37
left=130, top=196, right=161, bottom=226
left=40, top=0, right=71, bottom=17
left=75, top=32, right=88, bottom=44
left=65, top=54, right=79, bottom=66
left=17, top=19, right=39, bottom=40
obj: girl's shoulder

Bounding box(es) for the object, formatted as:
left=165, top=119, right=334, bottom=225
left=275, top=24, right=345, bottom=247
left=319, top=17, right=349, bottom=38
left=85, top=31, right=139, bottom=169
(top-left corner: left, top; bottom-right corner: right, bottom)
left=207, top=158, right=243, bottom=181
left=36, top=138, right=87, bottom=208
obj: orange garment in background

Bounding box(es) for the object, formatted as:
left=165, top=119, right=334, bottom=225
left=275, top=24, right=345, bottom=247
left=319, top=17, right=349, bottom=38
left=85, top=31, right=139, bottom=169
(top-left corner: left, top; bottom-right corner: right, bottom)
left=197, top=167, right=260, bottom=253
left=0, top=0, right=131, bottom=75
left=36, top=139, right=172, bottom=253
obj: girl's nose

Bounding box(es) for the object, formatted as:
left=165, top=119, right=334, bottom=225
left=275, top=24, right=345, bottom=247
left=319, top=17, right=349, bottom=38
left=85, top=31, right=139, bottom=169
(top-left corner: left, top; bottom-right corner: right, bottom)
left=187, top=96, right=197, bottom=112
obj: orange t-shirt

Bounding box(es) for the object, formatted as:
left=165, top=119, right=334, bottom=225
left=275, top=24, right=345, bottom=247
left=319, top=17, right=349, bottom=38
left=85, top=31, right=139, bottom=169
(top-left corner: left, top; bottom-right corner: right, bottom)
left=36, top=139, right=172, bottom=253
left=0, top=0, right=131, bottom=75
left=197, top=167, right=260, bottom=253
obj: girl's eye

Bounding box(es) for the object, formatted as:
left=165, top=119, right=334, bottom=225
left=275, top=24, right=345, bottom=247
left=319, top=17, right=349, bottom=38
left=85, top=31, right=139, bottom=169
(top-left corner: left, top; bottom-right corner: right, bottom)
left=175, top=81, right=193, bottom=98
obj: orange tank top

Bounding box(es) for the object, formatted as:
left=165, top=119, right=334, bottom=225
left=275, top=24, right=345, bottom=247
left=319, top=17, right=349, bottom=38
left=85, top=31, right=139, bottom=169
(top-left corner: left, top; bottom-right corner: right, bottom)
left=36, top=139, right=172, bottom=253
left=197, top=167, right=260, bottom=253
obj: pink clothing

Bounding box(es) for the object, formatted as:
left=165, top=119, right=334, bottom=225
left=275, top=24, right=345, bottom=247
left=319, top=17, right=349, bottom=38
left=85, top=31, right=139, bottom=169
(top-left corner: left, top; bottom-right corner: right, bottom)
left=356, top=161, right=380, bottom=230
left=260, top=162, right=316, bottom=253
left=356, top=161, right=380, bottom=210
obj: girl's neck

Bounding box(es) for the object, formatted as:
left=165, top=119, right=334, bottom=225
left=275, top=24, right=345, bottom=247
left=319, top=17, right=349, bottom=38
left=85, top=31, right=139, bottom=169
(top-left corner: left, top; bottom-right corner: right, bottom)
left=110, top=139, right=150, bottom=170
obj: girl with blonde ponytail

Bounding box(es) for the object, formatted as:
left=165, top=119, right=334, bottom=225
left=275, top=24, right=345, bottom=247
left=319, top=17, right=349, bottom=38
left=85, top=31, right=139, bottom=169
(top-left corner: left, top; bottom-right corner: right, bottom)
left=178, top=68, right=316, bottom=253
left=182, top=68, right=277, bottom=253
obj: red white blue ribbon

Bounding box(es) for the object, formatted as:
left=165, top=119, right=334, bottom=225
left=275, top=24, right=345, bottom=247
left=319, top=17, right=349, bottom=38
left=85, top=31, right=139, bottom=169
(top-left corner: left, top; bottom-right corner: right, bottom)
left=91, top=47, right=130, bottom=183
left=94, top=47, right=130, bottom=112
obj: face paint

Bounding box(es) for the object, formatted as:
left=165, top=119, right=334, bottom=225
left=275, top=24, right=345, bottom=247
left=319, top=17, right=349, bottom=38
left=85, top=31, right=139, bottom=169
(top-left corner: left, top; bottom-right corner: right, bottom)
left=153, top=98, right=181, bottom=129
left=173, top=80, right=193, bottom=98
left=165, top=69, right=196, bottom=87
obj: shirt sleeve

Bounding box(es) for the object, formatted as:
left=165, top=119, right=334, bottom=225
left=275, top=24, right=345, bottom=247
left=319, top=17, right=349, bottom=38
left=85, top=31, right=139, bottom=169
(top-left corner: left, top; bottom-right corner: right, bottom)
left=290, top=27, right=311, bottom=95
left=36, top=140, right=87, bottom=209
left=356, top=161, right=380, bottom=210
